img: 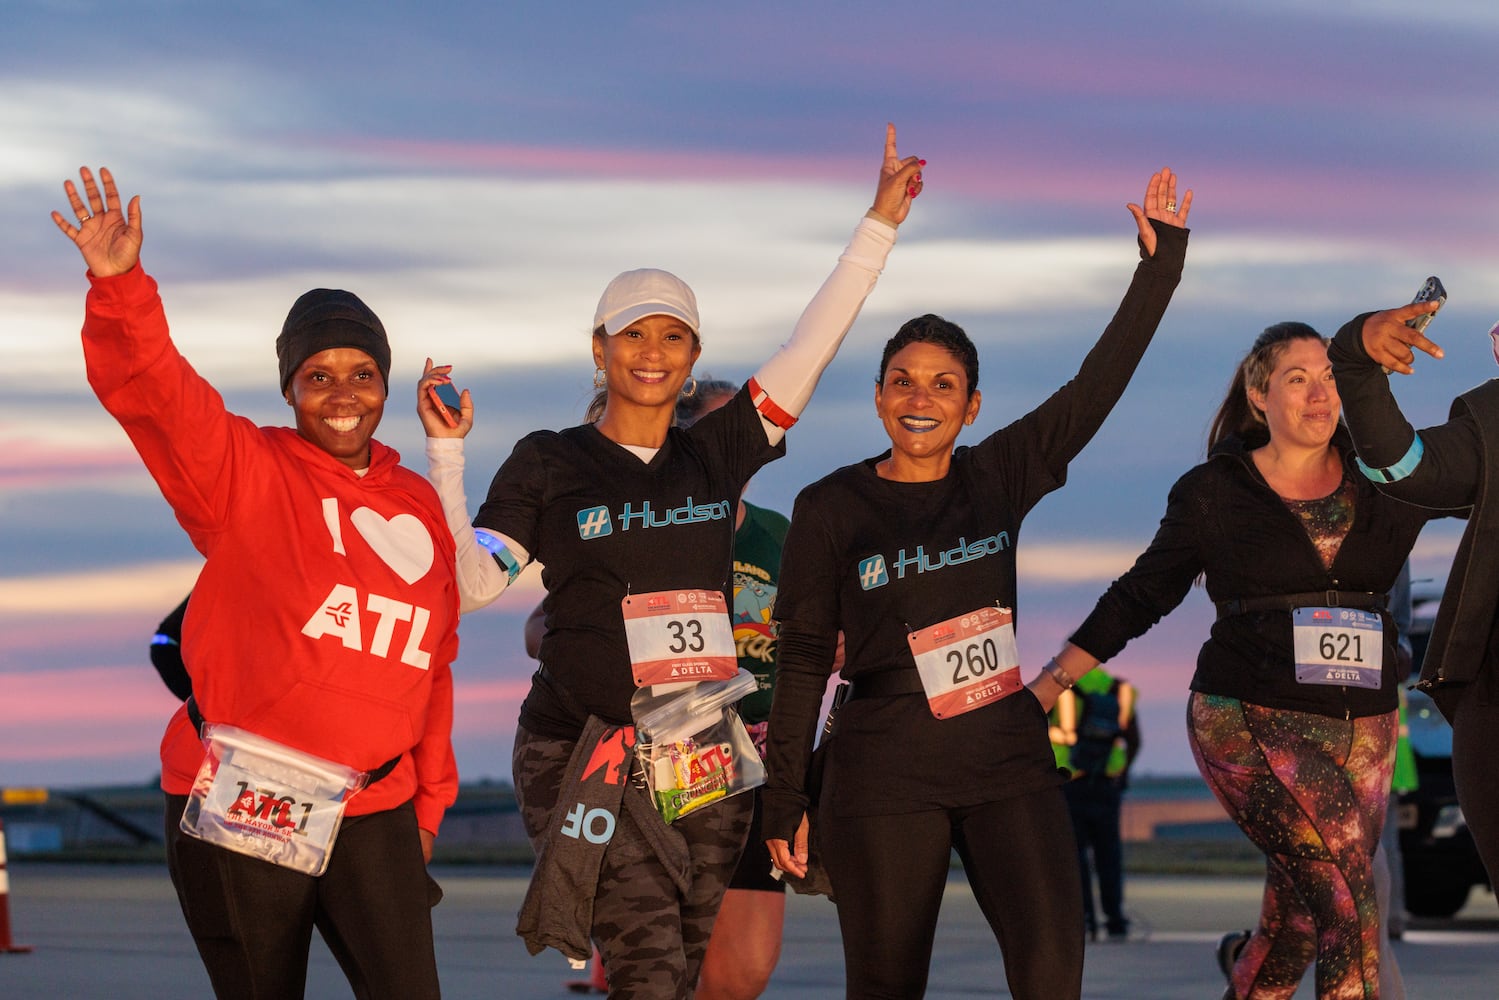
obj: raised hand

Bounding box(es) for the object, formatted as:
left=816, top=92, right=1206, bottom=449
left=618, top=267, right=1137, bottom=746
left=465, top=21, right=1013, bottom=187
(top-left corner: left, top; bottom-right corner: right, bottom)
left=870, top=123, right=924, bottom=226
left=418, top=358, right=474, bottom=438
left=51, top=167, right=142, bottom=277
left=1126, top=167, right=1192, bottom=258
left=1360, top=302, right=1445, bottom=376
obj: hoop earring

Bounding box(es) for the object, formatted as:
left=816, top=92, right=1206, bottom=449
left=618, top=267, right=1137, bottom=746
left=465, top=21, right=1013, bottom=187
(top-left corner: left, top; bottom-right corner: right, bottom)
left=681, top=375, right=698, bottom=398
left=593, top=367, right=607, bottom=389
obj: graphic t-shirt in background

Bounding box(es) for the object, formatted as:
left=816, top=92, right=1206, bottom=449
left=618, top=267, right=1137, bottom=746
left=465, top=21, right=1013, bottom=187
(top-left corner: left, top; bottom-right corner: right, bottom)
left=731, top=502, right=790, bottom=725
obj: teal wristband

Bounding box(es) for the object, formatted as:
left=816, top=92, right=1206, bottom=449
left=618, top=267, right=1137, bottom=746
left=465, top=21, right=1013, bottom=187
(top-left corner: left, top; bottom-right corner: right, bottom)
left=1356, top=434, right=1424, bottom=484
left=475, top=528, right=523, bottom=584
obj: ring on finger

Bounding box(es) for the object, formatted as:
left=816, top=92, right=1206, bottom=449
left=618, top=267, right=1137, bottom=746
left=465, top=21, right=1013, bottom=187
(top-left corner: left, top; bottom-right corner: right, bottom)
left=1165, top=200, right=1177, bottom=213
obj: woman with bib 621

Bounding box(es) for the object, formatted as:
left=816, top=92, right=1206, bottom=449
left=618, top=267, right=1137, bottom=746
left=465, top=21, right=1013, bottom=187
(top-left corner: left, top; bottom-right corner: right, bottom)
left=1044, top=322, right=1448, bottom=999
left=763, top=169, right=1190, bottom=999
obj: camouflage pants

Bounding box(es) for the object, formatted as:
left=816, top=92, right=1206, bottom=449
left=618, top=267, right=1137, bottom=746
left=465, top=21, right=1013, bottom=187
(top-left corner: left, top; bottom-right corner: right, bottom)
left=513, top=725, right=752, bottom=999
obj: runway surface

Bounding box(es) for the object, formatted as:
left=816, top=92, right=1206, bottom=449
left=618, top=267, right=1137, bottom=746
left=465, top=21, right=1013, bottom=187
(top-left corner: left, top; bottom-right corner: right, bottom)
left=2, top=862, right=1495, bottom=998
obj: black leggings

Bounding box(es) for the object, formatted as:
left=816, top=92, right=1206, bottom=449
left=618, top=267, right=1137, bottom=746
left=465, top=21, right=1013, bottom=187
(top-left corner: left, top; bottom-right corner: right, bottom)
left=1449, top=682, right=1499, bottom=886
left=164, top=796, right=440, bottom=1000
left=820, top=788, right=1083, bottom=1000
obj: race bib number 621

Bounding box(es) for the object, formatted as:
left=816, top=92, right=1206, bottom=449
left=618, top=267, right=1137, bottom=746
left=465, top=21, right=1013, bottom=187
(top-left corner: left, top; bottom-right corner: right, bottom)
left=1291, top=606, right=1384, bottom=689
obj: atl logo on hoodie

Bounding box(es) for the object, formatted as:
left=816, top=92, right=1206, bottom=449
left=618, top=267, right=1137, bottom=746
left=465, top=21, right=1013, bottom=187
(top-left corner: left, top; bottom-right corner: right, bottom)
left=300, top=497, right=441, bottom=668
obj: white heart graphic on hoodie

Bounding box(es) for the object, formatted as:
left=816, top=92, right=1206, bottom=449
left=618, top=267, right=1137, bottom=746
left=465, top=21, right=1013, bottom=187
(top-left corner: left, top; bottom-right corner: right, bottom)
left=350, top=508, right=434, bottom=585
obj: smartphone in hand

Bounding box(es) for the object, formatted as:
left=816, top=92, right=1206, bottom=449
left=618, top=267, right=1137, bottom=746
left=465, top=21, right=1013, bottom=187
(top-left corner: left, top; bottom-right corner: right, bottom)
left=427, top=378, right=463, bottom=428
left=1406, top=276, right=1446, bottom=335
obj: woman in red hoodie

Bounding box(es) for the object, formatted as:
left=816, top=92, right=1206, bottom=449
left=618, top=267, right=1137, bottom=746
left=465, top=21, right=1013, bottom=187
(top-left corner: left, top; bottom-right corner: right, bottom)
left=52, top=167, right=460, bottom=1000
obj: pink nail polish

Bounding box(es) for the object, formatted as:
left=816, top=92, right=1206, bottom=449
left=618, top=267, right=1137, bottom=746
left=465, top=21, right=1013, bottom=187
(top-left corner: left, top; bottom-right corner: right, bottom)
left=918, top=159, right=927, bottom=166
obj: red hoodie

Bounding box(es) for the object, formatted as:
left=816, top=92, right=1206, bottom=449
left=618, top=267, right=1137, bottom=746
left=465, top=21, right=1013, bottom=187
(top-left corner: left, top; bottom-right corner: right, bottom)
left=82, top=265, right=459, bottom=833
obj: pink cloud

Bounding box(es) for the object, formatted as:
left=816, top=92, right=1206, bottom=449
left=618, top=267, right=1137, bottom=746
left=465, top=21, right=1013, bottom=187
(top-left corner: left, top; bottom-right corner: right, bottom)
left=0, top=666, right=177, bottom=772
left=323, top=130, right=1494, bottom=256
left=0, top=438, right=141, bottom=491
left=0, top=658, right=537, bottom=779
left=333, top=135, right=862, bottom=186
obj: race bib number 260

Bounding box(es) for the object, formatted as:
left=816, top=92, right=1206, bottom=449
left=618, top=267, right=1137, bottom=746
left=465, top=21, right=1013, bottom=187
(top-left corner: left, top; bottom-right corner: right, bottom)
left=906, top=606, right=1023, bottom=719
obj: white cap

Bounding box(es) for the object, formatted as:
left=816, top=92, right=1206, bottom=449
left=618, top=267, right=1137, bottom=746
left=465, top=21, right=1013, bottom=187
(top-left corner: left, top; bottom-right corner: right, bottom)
left=592, top=268, right=700, bottom=337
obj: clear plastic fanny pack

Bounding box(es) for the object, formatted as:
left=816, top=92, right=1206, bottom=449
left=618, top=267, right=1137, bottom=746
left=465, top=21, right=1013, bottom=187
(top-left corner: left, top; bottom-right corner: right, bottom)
left=180, top=723, right=369, bottom=876
left=631, top=669, right=765, bottom=824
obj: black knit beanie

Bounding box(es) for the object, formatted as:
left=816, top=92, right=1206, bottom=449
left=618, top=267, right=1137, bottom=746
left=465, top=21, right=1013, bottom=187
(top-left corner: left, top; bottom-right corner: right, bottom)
left=276, top=289, right=391, bottom=396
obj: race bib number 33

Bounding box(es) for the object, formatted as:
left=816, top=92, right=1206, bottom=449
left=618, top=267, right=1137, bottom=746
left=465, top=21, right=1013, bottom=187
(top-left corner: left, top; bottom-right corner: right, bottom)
left=1292, top=606, right=1384, bottom=689
left=623, top=589, right=738, bottom=686
left=907, top=606, right=1023, bottom=719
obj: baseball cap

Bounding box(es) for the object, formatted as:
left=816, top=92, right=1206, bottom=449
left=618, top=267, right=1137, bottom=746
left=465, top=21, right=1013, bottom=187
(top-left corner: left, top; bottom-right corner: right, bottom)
left=592, top=268, right=700, bottom=337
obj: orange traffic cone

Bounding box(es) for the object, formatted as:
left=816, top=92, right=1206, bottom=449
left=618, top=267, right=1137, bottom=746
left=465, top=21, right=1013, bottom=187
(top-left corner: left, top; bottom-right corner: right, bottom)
left=564, top=945, right=608, bottom=993
left=0, top=819, right=34, bottom=953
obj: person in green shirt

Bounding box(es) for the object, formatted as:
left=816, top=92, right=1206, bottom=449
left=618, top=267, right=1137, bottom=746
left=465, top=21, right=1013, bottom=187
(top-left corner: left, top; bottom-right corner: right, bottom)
left=1050, top=666, right=1139, bottom=940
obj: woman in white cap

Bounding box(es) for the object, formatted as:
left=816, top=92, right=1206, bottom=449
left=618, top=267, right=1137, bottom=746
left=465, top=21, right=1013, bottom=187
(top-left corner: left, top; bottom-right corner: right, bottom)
left=418, top=126, right=922, bottom=997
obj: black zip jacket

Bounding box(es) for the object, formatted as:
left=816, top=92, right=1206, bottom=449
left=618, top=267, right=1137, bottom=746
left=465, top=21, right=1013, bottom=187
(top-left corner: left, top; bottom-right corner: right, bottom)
left=1070, top=429, right=1442, bottom=719
left=1330, top=312, right=1489, bottom=698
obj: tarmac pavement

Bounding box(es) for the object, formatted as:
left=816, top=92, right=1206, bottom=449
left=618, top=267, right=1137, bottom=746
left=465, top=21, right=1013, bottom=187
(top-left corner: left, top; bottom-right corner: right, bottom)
left=2, top=862, right=1495, bottom=998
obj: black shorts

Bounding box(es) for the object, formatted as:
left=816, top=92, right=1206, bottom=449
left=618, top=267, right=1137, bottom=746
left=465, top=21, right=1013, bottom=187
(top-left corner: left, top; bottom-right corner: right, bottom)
left=728, top=786, right=786, bottom=893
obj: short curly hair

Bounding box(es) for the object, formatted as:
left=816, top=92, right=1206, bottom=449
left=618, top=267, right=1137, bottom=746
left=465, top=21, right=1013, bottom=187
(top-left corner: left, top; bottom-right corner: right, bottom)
left=877, top=314, right=979, bottom=398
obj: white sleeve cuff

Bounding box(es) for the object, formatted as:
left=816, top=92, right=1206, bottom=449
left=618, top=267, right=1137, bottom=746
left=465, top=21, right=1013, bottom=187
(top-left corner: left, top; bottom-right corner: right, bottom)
left=425, top=437, right=527, bottom=613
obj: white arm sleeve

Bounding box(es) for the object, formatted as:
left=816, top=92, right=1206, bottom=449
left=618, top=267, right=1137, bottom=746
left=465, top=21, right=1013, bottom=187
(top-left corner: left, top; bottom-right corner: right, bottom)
left=749, top=214, right=898, bottom=445
left=425, top=437, right=531, bottom=614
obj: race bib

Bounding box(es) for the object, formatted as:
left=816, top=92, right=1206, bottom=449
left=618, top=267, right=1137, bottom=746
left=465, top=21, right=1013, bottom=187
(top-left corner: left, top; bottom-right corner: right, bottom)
left=622, top=589, right=738, bottom=686
left=180, top=724, right=366, bottom=876
left=1292, top=606, right=1384, bottom=689
left=906, top=606, right=1023, bottom=719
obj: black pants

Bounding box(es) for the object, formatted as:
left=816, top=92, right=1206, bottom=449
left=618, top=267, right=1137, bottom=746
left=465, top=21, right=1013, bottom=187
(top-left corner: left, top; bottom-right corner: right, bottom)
left=1063, top=777, right=1127, bottom=936
left=1449, top=682, right=1499, bottom=886
left=164, top=795, right=441, bottom=1000
left=820, top=787, right=1084, bottom=1000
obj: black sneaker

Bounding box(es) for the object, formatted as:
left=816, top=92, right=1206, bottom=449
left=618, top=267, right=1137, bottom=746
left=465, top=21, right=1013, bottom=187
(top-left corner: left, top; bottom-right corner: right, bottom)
left=1216, top=929, right=1251, bottom=981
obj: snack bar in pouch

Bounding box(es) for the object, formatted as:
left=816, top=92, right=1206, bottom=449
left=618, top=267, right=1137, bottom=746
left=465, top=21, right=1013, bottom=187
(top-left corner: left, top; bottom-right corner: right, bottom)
left=180, top=723, right=369, bottom=876
left=631, top=668, right=765, bottom=823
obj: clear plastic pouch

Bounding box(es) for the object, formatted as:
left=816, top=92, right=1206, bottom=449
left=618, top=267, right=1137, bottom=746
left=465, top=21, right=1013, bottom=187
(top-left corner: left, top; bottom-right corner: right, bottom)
left=631, top=669, right=766, bottom=824
left=180, top=723, right=368, bottom=876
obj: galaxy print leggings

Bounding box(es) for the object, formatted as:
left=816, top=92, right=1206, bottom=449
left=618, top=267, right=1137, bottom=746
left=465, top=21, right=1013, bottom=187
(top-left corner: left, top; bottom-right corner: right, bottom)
left=1187, top=693, right=1395, bottom=1000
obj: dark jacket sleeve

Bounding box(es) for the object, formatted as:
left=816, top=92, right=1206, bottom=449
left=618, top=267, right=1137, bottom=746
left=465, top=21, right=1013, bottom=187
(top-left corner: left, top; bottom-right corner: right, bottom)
left=760, top=620, right=838, bottom=843
left=149, top=594, right=193, bottom=702
left=1330, top=313, right=1481, bottom=510
left=761, top=495, right=842, bottom=844
left=1068, top=471, right=1204, bottom=662
left=1014, top=221, right=1188, bottom=482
